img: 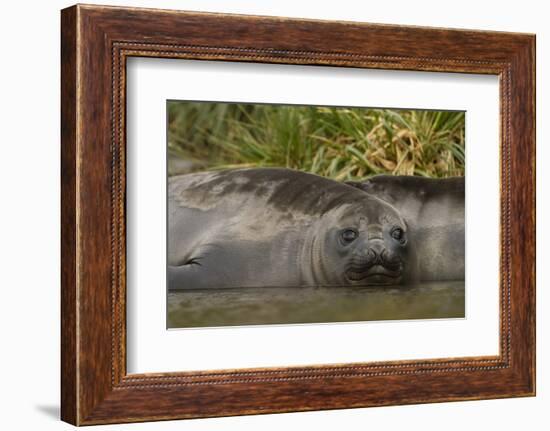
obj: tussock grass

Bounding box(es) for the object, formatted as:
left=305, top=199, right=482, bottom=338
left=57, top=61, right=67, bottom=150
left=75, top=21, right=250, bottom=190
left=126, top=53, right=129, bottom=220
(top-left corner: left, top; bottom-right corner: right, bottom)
left=168, top=102, right=465, bottom=180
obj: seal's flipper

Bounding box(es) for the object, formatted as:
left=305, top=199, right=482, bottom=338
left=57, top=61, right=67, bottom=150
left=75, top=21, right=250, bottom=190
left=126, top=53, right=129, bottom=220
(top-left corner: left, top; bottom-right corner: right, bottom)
left=168, top=262, right=206, bottom=290
left=168, top=256, right=235, bottom=290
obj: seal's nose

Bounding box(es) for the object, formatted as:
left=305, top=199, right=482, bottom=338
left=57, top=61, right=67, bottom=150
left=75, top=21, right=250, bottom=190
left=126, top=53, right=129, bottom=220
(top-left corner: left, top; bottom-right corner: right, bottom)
left=372, top=244, right=403, bottom=272
left=365, top=248, right=377, bottom=265
left=365, top=239, right=385, bottom=266
left=368, top=239, right=385, bottom=255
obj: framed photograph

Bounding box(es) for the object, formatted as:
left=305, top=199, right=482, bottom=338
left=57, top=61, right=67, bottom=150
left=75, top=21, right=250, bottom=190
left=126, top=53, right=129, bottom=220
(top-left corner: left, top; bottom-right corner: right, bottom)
left=61, top=4, right=535, bottom=425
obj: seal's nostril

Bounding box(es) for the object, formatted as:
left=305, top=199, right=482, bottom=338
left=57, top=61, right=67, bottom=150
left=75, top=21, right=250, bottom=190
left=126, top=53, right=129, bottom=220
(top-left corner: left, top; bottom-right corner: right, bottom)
left=368, top=239, right=385, bottom=255
left=365, top=247, right=383, bottom=267
left=366, top=248, right=377, bottom=263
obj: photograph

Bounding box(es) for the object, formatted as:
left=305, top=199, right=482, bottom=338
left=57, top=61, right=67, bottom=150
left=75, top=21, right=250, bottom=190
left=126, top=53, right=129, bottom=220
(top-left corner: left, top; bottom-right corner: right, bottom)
left=166, top=101, right=466, bottom=328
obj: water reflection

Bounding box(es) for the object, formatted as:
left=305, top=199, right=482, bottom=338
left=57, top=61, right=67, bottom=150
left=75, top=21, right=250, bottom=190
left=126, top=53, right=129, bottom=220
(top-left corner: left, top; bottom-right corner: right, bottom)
left=167, top=281, right=465, bottom=328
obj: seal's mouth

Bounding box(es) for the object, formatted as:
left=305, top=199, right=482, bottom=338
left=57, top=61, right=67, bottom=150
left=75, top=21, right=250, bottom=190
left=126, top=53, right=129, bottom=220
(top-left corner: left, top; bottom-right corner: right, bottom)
left=345, top=265, right=402, bottom=286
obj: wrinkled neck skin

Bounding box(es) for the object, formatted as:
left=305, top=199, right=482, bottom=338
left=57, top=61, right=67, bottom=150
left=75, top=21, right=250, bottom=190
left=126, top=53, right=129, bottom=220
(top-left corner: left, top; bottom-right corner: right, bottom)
left=299, top=216, right=339, bottom=286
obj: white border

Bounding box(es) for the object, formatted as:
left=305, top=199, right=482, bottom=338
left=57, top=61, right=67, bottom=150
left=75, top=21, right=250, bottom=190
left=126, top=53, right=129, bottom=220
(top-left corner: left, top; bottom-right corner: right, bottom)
left=126, top=58, right=500, bottom=374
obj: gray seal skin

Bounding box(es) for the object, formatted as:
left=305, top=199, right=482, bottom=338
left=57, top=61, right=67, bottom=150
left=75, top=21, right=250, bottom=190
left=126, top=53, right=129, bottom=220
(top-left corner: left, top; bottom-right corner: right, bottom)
left=168, top=168, right=418, bottom=290
left=346, top=175, right=465, bottom=281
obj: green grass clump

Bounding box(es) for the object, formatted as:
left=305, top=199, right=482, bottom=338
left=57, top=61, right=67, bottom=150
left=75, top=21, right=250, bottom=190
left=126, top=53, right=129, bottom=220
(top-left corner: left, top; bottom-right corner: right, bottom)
left=168, top=102, right=465, bottom=180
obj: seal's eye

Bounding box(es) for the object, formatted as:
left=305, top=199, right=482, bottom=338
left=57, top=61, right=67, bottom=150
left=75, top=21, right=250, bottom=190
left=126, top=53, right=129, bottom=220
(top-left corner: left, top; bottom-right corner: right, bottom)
left=341, top=229, right=358, bottom=243
left=391, top=227, right=405, bottom=243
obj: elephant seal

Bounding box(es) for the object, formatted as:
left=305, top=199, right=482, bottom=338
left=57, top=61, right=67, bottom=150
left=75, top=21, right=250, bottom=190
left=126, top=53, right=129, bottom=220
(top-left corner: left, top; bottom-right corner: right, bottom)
left=168, top=168, right=417, bottom=290
left=346, top=175, right=465, bottom=281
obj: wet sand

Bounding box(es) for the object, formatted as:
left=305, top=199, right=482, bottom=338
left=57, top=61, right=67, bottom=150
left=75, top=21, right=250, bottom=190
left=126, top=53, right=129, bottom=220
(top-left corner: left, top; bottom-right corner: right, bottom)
left=167, top=281, right=465, bottom=328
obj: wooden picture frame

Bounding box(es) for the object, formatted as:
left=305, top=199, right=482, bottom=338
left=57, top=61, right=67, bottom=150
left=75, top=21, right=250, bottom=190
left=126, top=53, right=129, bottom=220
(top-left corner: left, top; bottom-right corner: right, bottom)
left=61, top=4, right=535, bottom=425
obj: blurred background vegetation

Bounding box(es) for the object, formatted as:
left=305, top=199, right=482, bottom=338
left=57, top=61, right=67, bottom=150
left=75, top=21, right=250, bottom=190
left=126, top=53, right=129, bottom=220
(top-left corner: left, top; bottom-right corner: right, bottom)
left=167, top=102, right=465, bottom=180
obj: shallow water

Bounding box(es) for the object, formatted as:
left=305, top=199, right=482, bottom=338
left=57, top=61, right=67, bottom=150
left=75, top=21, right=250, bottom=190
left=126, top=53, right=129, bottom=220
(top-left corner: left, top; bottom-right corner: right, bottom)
left=167, top=281, right=465, bottom=328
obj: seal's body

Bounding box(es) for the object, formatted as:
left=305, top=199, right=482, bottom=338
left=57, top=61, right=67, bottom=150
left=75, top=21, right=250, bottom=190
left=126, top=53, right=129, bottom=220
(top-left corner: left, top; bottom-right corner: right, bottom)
left=168, top=168, right=416, bottom=290
left=346, top=175, right=465, bottom=281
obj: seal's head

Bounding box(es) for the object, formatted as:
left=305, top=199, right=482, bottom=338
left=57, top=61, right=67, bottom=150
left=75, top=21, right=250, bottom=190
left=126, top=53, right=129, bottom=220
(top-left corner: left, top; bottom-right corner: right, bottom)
left=308, top=197, right=416, bottom=286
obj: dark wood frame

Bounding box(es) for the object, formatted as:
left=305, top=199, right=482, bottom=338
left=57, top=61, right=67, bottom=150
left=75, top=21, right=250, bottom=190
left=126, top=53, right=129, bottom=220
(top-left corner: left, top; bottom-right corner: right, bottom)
left=61, top=4, right=535, bottom=426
